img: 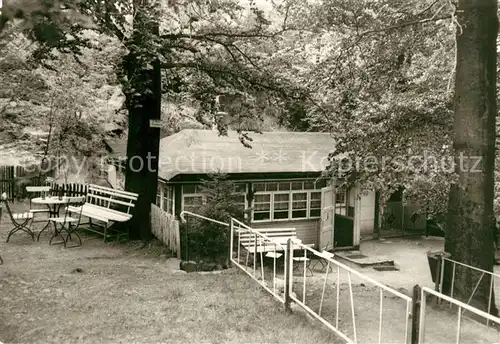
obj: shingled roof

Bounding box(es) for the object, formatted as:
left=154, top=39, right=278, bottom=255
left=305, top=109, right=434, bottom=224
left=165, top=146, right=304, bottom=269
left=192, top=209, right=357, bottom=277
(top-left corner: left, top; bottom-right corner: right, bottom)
left=158, top=129, right=336, bottom=180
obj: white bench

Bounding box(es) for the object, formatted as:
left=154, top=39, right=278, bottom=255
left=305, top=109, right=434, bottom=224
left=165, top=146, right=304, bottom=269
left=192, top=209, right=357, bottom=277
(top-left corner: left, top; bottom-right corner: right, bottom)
left=238, top=228, right=315, bottom=270
left=67, top=184, right=138, bottom=242
left=238, top=227, right=315, bottom=252
left=239, top=227, right=298, bottom=254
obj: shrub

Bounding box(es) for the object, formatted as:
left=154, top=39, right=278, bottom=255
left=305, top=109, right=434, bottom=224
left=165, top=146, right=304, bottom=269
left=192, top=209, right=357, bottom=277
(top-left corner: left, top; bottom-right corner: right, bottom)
left=179, top=173, right=249, bottom=263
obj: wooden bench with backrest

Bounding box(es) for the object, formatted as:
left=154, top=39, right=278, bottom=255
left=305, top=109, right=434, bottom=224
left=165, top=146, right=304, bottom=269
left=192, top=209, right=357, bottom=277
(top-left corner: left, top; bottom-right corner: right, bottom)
left=236, top=227, right=297, bottom=270
left=67, top=184, right=139, bottom=242
left=238, top=228, right=298, bottom=254
left=237, top=227, right=316, bottom=273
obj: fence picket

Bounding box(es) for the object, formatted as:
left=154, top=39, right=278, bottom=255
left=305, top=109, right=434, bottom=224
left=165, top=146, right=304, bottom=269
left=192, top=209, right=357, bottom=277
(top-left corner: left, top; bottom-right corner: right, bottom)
left=150, top=204, right=180, bottom=258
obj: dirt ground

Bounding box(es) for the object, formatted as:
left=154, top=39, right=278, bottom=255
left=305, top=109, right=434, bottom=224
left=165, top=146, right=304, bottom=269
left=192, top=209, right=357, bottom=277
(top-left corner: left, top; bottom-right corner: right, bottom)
left=0, top=232, right=339, bottom=342
left=1, top=202, right=500, bottom=344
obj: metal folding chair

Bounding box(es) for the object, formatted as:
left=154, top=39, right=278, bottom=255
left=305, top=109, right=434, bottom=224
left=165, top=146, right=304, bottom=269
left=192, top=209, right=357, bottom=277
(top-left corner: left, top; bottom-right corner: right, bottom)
left=1, top=192, right=34, bottom=242
left=311, top=242, right=335, bottom=273
left=26, top=186, right=51, bottom=224
left=48, top=196, right=85, bottom=248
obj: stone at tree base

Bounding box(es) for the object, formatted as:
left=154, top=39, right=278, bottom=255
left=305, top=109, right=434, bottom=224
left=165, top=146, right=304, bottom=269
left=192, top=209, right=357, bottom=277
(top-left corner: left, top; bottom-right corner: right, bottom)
left=180, top=261, right=198, bottom=272
left=172, top=269, right=187, bottom=275
left=199, top=262, right=217, bottom=271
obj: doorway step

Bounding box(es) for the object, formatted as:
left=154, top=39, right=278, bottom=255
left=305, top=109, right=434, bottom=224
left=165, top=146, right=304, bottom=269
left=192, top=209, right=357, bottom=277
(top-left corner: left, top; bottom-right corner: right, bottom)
left=335, top=250, right=395, bottom=268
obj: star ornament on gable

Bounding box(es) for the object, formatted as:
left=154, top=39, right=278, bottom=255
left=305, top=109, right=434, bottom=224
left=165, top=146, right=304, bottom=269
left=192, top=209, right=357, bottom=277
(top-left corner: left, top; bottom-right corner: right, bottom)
left=253, top=149, right=270, bottom=164
left=273, top=149, right=287, bottom=163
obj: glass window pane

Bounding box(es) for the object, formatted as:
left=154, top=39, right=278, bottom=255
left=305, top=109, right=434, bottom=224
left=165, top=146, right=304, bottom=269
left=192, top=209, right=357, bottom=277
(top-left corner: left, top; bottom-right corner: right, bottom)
left=266, top=182, right=278, bottom=191
left=183, top=184, right=197, bottom=194
left=292, top=210, right=307, bottom=218
left=292, top=193, right=307, bottom=201
left=292, top=201, right=307, bottom=209
left=311, top=192, right=321, bottom=200
left=274, top=202, right=289, bottom=210
left=235, top=183, right=246, bottom=193
left=274, top=194, right=289, bottom=202
left=278, top=182, right=290, bottom=191
left=255, top=194, right=270, bottom=202
left=255, top=203, right=270, bottom=211
left=254, top=183, right=265, bottom=192
left=184, top=196, right=203, bottom=206
left=315, top=179, right=327, bottom=189
left=233, top=194, right=245, bottom=203
left=291, top=181, right=303, bottom=190
left=254, top=212, right=270, bottom=221
left=310, top=209, right=321, bottom=217
left=310, top=200, right=321, bottom=208
left=304, top=181, right=314, bottom=190
left=336, top=189, right=346, bottom=204
left=273, top=211, right=289, bottom=220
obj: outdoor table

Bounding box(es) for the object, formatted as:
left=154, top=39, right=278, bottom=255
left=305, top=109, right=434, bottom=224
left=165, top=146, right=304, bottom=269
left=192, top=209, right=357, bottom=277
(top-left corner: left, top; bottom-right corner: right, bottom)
left=31, top=196, right=69, bottom=241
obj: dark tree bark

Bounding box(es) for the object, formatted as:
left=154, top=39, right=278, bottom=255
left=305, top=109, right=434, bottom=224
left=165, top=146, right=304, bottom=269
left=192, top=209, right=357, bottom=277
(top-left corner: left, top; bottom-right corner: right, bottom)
left=444, top=0, right=498, bottom=315
left=123, top=2, right=161, bottom=241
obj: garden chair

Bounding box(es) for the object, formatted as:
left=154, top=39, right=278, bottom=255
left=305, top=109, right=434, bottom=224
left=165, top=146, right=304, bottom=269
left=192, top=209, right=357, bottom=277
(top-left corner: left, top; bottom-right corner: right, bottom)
left=48, top=196, right=85, bottom=248
left=26, top=186, right=51, bottom=224
left=311, top=242, right=336, bottom=273
left=292, top=240, right=314, bottom=277
left=1, top=192, right=35, bottom=242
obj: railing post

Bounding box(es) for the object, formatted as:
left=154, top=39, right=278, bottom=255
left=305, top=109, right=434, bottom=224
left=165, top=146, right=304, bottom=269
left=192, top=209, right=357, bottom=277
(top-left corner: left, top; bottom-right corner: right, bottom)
left=228, top=219, right=234, bottom=268
left=411, top=285, right=421, bottom=344
left=284, top=238, right=292, bottom=313
left=434, top=254, right=442, bottom=305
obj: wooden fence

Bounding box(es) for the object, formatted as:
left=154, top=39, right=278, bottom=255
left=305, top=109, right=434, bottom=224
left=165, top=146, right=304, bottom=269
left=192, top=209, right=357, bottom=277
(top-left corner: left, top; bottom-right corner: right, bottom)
left=49, top=183, right=88, bottom=197
left=0, top=166, right=15, bottom=200
left=151, top=204, right=181, bottom=258
left=0, top=165, right=54, bottom=200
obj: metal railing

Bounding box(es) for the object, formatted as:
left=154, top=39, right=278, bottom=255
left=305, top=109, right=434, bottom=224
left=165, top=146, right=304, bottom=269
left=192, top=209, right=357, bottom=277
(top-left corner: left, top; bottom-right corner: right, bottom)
left=288, top=240, right=412, bottom=344
left=441, top=256, right=500, bottom=326
left=230, top=217, right=288, bottom=303
left=419, top=287, right=500, bottom=344
left=179, top=211, right=229, bottom=227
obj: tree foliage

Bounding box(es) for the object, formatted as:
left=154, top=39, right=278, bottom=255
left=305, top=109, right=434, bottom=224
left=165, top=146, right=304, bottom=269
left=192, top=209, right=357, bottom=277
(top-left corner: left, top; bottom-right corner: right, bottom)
left=270, top=0, right=459, bottom=214
left=2, top=0, right=500, bottom=233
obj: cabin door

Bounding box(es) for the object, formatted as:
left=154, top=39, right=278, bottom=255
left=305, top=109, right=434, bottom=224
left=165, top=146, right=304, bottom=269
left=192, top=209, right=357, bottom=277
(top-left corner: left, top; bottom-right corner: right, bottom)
left=319, top=185, right=335, bottom=251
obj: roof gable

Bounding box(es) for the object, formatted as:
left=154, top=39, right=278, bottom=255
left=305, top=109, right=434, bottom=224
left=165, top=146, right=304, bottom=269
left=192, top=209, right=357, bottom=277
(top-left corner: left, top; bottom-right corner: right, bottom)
left=158, top=129, right=335, bottom=180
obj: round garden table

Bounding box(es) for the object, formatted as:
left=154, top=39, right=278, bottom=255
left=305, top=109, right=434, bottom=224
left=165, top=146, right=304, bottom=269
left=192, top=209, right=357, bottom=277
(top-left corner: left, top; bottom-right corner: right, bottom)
left=31, top=196, right=69, bottom=241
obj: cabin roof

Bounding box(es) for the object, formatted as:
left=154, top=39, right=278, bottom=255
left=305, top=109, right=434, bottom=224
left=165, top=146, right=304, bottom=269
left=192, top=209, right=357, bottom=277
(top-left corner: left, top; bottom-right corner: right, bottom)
left=158, top=129, right=336, bottom=180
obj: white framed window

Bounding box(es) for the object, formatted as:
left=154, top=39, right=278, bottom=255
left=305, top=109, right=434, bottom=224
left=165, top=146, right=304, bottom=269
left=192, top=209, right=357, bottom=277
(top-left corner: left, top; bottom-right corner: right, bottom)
left=180, top=182, right=247, bottom=214
left=335, top=187, right=348, bottom=216
left=253, top=194, right=271, bottom=221
left=156, top=187, right=162, bottom=207
left=183, top=195, right=204, bottom=212
left=336, top=187, right=347, bottom=205
left=182, top=183, right=205, bottom=213
left=233, top=183, right=247, bottom=212
left=291, top=192, right=308, bottom=219
left=251, top=179, right=325, bottom=222
left=309, top=192, right=321, bottom=218
left=273, top=192, right=290, bottom=220
left=163, top=184, right=174, bottom=214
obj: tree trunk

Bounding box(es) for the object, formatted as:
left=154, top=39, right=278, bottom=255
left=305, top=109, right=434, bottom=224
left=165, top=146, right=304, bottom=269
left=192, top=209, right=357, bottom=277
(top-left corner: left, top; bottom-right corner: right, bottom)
left=444, top=0, right=498, bottom=315
left=123, top=5, right=161, bottom=242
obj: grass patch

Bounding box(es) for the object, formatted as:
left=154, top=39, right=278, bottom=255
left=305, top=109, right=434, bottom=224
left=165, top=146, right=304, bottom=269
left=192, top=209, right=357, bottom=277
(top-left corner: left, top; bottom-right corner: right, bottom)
left=0, top=209, right=339, bottom=343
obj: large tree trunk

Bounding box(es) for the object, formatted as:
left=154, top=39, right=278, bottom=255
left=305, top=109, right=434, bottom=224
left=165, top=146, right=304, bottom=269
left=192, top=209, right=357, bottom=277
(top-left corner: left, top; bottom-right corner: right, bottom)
left=123, top=3, right=161, bottom=241
left=444, top=0, right=498, bottom=315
